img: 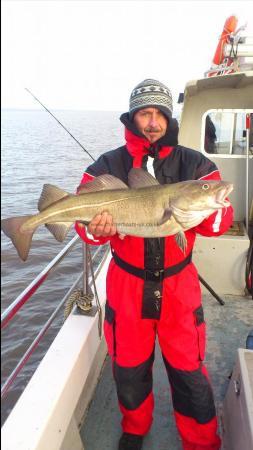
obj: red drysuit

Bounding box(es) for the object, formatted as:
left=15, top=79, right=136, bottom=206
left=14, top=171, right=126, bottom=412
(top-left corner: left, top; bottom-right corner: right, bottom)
left=75, top=115, right=233, bottom=450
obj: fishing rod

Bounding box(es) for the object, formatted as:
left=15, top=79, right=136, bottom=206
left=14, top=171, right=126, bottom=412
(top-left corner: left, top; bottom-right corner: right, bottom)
left=25, top=88, right=226, bottom=305
left=25, top=88, right=95, bottom=162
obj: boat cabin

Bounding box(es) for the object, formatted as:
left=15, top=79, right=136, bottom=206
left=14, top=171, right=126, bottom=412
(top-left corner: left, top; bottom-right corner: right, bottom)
left=179, top=71, right=253, bottom=295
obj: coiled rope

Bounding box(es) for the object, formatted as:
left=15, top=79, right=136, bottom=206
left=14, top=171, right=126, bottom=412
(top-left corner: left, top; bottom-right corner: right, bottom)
left=64, top=245, right=102, bottom=337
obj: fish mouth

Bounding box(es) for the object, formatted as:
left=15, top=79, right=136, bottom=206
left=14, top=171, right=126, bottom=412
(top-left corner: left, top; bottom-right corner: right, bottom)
left=215, top=183, right=233, bottom=207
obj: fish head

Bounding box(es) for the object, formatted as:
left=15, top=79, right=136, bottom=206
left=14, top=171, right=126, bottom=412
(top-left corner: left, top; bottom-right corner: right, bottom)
left=170, top=180, right=233, bottom=211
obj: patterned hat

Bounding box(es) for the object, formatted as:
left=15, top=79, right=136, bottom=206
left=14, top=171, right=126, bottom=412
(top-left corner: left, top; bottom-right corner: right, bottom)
left=129, top=79, right=173, bottom=121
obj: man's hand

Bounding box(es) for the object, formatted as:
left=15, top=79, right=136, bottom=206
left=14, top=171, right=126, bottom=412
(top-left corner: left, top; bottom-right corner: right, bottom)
left=78, top=212, right=125, bottom=239
left=87, top=212, right=117, bottom=237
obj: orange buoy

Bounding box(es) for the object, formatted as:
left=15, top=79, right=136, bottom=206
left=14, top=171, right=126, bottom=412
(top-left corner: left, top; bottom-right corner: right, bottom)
left=212, top=15, right=238, bottom=65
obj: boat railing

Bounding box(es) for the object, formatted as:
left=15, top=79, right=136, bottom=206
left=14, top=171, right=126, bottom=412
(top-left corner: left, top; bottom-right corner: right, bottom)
left=1, top=235, right=110, bottom=401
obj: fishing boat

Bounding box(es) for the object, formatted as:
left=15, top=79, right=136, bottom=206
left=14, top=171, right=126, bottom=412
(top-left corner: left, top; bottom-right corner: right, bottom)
left=1, top=15, right=253, bottom=450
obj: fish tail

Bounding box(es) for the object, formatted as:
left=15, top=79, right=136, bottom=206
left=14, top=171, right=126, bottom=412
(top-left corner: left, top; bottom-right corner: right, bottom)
left=1, top=216, right=36, bottom=261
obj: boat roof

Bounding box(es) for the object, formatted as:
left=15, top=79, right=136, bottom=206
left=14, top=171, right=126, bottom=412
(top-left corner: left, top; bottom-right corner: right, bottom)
left=184, top=70, right=253, bottom=97
left=178, top=70, right=253, bottom=151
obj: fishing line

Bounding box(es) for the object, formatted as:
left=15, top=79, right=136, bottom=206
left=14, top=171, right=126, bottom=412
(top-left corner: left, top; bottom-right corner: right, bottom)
left=25, top=88, right=96, bottom=161
left=25, top=88, right=103, bottom=329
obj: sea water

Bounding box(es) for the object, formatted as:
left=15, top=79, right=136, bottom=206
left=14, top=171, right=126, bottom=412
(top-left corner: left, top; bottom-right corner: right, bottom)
left=1, top=109, right=124, bottom=424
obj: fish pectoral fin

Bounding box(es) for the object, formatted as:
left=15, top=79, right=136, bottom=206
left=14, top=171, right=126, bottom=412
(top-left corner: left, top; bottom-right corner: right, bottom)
left=78, top=175, right=128, bottom=193
left=157, top=208, right=173, bottom=225
left=175, top=231, right=187, bottom=254
left=38, top=185, right=71, bottom=212
left=128, top=168, right=160, bottom=188
left=171, top=205, right=200, bottom=220
left=1, top=216, right=35, bottom=261
left=45, top=222, right=72, bottom=242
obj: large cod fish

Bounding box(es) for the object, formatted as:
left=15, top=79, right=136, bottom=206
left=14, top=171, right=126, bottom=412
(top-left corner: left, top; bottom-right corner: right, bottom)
left=1, top=168, right=233, bottom=261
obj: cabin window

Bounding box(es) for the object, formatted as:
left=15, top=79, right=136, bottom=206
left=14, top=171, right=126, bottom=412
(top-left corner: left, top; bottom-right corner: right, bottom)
left=202, top=110, right=253, bottom=157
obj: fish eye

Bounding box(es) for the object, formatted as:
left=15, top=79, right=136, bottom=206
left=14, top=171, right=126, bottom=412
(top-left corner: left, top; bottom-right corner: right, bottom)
left=202, top=184, right=209, bottom=190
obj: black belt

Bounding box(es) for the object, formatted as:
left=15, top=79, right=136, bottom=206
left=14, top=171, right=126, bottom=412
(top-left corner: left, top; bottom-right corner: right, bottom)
left=112, top=250, right=192, bottom=282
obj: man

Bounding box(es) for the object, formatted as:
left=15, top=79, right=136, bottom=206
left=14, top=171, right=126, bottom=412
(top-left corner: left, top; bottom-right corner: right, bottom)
left=75, top=79, right=233, bottom=450
left=205, top=115, right=217, bottom=154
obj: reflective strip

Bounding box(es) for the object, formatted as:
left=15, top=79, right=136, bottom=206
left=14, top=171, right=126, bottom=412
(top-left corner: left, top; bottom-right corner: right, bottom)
left=212, top=209, right=222, bottom=232
left=86, top=229, right=101, bottom=243
left=147, top=156, right=155, bottom=177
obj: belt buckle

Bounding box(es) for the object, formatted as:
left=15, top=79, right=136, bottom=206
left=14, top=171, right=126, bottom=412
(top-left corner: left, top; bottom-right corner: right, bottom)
left=145, top=269, right=164, bottom=282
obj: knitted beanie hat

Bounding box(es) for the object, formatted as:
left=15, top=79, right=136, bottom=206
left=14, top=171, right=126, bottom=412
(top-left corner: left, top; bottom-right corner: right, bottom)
left=129, top=79, right=173, bottom=121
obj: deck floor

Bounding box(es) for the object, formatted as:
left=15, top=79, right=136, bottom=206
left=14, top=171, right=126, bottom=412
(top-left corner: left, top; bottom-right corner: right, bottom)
left=80, top=294, right=252, bottom=450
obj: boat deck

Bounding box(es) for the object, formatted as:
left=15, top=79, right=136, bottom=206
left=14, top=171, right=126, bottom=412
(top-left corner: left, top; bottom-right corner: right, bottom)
left=80, top=294, right=252, bottom=450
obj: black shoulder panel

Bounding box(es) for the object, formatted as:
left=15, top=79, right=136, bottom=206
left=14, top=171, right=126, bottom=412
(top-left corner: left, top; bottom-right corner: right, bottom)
left=154, top=146, right=218, bottom=184
left=179, top=146, right=218, bottom=180
left=86, top=146, right=133, bottom=184
left=85, top=144, right=218, bottom=185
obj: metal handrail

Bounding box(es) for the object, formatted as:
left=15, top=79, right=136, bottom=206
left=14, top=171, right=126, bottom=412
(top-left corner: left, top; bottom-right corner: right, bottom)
left=1, top=235, right=80, bottom=330
left=1, top=245, right=110, bottom=400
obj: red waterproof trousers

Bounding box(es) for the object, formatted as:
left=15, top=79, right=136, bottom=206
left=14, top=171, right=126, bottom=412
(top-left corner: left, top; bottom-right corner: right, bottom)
left=75, top=138, right=233, bottom=449
left=104, top=258, right=221, bottom=450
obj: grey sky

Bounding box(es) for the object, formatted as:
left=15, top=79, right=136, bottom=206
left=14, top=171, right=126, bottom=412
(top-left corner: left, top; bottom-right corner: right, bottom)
left=2, top=0, right=253, bottom=112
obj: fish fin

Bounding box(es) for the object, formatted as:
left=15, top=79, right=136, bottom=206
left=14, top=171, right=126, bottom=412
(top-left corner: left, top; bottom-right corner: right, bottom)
left=128, top=168, right=160, bottom=188
left=45, top=222, right=72, bottom=242
left=38, top=184, right=70, bottom=212
left=175, top=231, right=187, bottom=254
left=171, top=206, right=213, bottom=229
left=78, top=175, right=128, bottom=193
left=157, top=208, right=173, bottom=225
left=1, top=216, right=35, bottom=261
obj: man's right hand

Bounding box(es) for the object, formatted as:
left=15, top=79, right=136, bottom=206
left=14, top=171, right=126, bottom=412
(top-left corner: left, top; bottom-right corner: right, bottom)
left=87, top=212, right=117, bottom=237
left=78, top=212, right=125, bottom=239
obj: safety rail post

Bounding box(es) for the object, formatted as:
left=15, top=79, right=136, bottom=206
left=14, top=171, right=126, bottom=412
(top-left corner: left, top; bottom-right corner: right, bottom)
left=82, top=243, right=89, bottom=295
left=245, top=113, right=250, bottom=233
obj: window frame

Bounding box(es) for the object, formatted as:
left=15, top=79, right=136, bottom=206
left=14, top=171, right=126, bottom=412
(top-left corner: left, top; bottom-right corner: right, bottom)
left=201, top=109, right=253, bottom=159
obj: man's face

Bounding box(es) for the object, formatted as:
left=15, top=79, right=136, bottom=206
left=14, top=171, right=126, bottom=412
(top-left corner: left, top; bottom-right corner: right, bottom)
left=133, top=107, right=168, bottom=143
